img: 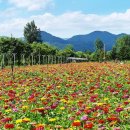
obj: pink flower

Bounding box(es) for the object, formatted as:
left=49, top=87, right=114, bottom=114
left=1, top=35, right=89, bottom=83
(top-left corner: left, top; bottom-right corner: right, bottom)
left=12, top=107, right=18, bottom=112
left=115, top=107, right=123, bottom=113
left=81, top=115, right=88, bottom=121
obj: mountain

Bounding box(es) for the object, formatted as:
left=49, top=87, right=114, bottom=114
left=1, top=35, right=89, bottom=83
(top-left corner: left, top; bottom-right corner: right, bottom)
left=40, top=31, right=126, bottom=51
left=40, top=31, right=67, bottom=49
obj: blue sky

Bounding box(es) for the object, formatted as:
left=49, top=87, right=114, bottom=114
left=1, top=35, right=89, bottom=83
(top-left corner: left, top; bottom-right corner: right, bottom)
left=0, top=0, right=130, bottom=37
left=54, top=0, right=130, bottom=15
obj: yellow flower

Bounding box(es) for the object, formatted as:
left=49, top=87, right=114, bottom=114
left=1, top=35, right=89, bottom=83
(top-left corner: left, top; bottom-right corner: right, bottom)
left=22, top=106, right=28, bottom=110
left=75, top=120, right=80, bottom=122
left=97, top=103, right=104, bottom=106
left=104, top=98, right=109, bottom=101
left=67, top=100, right=73, bottom=104
left=110, top=121, right=117, bottom=126
left=86, top=106, right=91, bottom=109
left=41, top=97, right=46, bottom=101
left=16, top=94, right=20, bottom=96
left=35, top=124, right=44, bottom=127
left=87, top=82, right=90, bottom=84
left=60, top=99, right=67, bottom=103
left=22, top=118, right=31, bottom=122
left=5, top=109, right=12, bottom=113
left=56, top=86, right=61, bottom=88
left=68, top=128, right=73, bottom=130
left=16, top=119, right=23, bottom=124
left=119, top=105, right=124, bottom=108
left=49, top=118, right=56, bottom=122
left=22, top=100, right=27, bottom=102
left=25, top=89, right=29, bottom=92
left=0, top=96, right=4, bottom=100
left=60, top=107, right=65, bottom=110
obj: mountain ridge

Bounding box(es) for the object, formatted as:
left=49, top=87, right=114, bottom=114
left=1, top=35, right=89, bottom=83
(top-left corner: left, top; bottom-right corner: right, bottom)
left=1, top=31, right=126, bottom=51
left=40, top=31, right=127, bottom=51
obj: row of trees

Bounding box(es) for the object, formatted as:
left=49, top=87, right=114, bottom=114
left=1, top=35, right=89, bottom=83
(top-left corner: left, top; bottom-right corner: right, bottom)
left=23, top=20, right=130, bottom=61
left=0, top=20, right=130, bottom=66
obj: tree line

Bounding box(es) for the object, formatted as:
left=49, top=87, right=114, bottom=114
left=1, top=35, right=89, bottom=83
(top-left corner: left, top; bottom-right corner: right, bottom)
left=0, top=20, right=130, bottom=66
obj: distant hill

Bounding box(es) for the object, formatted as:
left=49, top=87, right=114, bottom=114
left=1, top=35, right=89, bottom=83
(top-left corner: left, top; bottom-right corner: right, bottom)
left=40, top=31, right=67, bottom=49
left=17, top=31, right=126, bottom=51
left=40, top=31, right=126, bottom=51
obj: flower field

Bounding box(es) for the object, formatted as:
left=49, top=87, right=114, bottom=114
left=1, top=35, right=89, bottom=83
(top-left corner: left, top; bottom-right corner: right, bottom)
left=0, top=63, right=130, bottom=130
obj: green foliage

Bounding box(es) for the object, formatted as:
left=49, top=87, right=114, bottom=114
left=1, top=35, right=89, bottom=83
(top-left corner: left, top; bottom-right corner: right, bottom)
left=115, top=35, right=130, bottom=60
left=62, top=44, right=75, bottom=57
left=0, top=37, right=25, bottom=66
left=111, top=46, right=117, bottom=60
left=31, top=42, right=57, bottom=55
left=0, top=25, right=130, bottom=66
left=95, top=38, right=104, bottom=51
left=0, top=37, right=58, bottom=66
left=24, top=20, right=41, bottom=43
left=109, top=35, right=130, bottom=61
left=75, top=51, right=87, bottom=58
left=94, top=39, right=105, bottom=61
left=106, top=51, right=112, bottom=60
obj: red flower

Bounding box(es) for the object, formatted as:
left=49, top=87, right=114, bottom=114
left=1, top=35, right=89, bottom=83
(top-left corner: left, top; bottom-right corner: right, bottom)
left=4, top=105, right=9, bottom=109
left=98, top=119, right=105, bottom=124
left=51, top=104, right=57, bottom=109
left=72, top=120, right=81, bottom=127
left=33, top=126, right=44, bottom=130
left=102, top=107, right=109, bottom=114
left=115, top=107, right=123, bottom=113
left=124, top=101, right=129, bottom=105
left=36, top=108, right=45, bottom=114
left=84, top=109, right=92, bottom=114
left=4, top=124, right=14, bottom=129
left=76, top=111, right=81, bottom=116
left=84, top=122, right=93, bottom=129
left=1, top=117, right=12, bottom=123
left=88, top=118, right=95, bottom=121
left=116, top=83, right=123, bottom=88
left=107, top=115, right=119, bottom=122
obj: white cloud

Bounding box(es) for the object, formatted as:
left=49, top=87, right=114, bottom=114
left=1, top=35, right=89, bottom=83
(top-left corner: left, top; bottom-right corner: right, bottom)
left=0, top=18, right=27, bottom=37
left=8, top=0, right=54, bottom=11
left=0, top=8, right=18, bottom=20
left=1, top=9, right=130, bottom=38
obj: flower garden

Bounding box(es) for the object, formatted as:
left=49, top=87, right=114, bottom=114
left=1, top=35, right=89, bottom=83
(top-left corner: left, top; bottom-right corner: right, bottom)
left=0, top=62, right=130, bottom=130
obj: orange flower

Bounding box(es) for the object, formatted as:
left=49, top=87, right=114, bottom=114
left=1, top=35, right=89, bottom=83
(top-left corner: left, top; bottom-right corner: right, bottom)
left=107, top=115, right=119, bottom=122
left=98, top=119, right=105, bottom=124
left=84, top=122, right=93, bottom=129
left=72, top=120, right=81, bottom=127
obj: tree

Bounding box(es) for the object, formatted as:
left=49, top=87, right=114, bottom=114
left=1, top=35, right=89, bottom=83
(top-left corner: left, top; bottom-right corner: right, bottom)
left=95, top=39, right=104, bottom=51
left=90, top=52, right=97, bottom=61
left=24, top=20, right=41, bottom=43
left=75, top=51, right=88, bottom=58
left=115, top=35, right=130, bottom=60
left=111, top=46, right=117, bottom=60
left=62, top=44, right=75, bottom=57
left=95, top=39, right=104, bottom=62
left=106, top=51, right=112, bottom=60
left=0, top=37, right=25, bottom=65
